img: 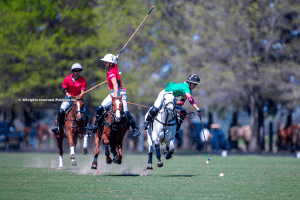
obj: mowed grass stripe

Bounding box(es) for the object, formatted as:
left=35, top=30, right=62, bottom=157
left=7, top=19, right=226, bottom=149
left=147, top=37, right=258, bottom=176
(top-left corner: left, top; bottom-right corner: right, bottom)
left=0, top=153, right=299, bottom=199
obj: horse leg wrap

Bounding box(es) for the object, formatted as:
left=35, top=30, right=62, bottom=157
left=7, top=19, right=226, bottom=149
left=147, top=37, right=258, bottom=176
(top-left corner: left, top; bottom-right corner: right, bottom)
left=155, top=144, right=161, bottom=160
left=105, top=146, right=110, bottom=156
left=146, top=107, right=159, bottom=121
left=148, top=153, right=153, bottom=164
left=85, top=116, right=89, bottom=129
left=111, top=149, right=118, bottom=157
left=93, top=155, right=98, bottom=164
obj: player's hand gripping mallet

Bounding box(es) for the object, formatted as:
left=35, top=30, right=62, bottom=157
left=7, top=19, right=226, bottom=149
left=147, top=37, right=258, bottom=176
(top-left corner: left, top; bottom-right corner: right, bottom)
left=117, top=6, right=154, bottom=57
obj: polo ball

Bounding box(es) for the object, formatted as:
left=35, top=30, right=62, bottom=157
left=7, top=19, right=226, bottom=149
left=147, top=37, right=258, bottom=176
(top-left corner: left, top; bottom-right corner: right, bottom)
left=220, top=173, right=224, bottom=177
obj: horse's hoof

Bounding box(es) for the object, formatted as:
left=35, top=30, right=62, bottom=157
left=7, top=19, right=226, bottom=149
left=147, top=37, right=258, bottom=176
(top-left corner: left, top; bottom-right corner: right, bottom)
left=70, top=154, right=75, bottom=159
left=164, top=152, right=172, bottom=160
left=112, top=158, right=118, bottom=164
left=83, top=148, right=88, bottom=155
left=157, top=160, right=163, bottom=167
left=72, top=160, right=77, bottom=166
left=147, top=164, right=153, bottom=170
left=91, top=163, right=97, bottom=169
left=106, top=157, right=112, bottom=164
left=58, top=166, right=63, bottom=170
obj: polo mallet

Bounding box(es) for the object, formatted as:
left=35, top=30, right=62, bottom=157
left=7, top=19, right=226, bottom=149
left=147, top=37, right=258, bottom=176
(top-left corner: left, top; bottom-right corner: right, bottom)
left=199, top=115, right=210, bottom=163
left=84, top=72, right=121, bottom=94
left=117, top=6, right=154, bottom=56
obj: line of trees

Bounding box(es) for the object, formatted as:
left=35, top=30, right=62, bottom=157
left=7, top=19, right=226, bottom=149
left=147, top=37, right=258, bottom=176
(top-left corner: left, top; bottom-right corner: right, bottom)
left=1, top=0, right=300, bottom=151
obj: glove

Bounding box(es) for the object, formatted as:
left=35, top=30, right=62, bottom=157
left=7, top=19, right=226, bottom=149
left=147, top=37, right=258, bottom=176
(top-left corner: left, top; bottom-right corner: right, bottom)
left=78, top=93, right=84, bottom=99
left=66, top=95, right=74, bottom=99
left=115, top=54, right=120, bottom=61
left=197, top=108, right=202, bottom=116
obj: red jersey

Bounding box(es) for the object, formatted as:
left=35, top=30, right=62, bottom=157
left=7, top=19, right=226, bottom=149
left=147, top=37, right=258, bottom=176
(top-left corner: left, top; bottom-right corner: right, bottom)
left=107, top=64, right=126, bottom=90
left=62, top=74, right=87, bottom=96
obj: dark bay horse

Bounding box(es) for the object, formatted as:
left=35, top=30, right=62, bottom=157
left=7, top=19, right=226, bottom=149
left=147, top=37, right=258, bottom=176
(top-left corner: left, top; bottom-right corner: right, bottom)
left=91, top=94, right=129, bottom=169
left=54, top=98, right=86, bottom=168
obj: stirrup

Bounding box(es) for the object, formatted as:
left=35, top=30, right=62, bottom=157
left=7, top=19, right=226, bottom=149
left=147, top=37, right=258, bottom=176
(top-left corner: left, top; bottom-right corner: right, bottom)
left=86, top=124, right=98, bottom=133
left=51, top=127, right=59, bottom=135
left=132, top=128, right=141, bottom=137
left=142, top=121, right=149, bottom=130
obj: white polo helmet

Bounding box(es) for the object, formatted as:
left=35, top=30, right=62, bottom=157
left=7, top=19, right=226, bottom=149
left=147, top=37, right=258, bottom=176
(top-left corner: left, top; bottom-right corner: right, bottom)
left=71, top=63, right=83, bottom=71
left=100, top=54, right=116, bottom=64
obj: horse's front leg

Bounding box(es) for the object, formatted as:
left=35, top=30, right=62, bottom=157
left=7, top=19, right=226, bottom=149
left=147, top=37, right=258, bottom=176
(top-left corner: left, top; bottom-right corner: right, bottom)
left=164, top=138, right=175, bottom=160
left=116, top=145, right=122, bottom=165
left=110, top=145, right=119, bottom=164
left=66, top=126, right=77, bottom=166
left=155, top=144, right=163, bottom=167
left=147, top=130, right=154, bottom=170
left=55, top=132, right=64, bottom=169
left=105, top=145, right=112, bottom=164
left=152, top=126, right=163, bottom=168
left=91, top=129, right=101, bottom=169
left=83, top=133, right=88, bottom=155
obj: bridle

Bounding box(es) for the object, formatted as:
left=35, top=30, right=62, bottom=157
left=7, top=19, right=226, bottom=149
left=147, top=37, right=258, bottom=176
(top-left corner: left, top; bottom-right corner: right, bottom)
left=103, top=97, right=124, bottom=130
left=72, top=98, right=85, bottom=122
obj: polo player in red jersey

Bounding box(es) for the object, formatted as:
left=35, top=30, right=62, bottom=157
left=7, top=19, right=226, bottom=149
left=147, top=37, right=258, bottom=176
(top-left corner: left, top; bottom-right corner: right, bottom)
left=51, top=63, right=89, bottom=135
left=87, top=54, right=141, bottom=137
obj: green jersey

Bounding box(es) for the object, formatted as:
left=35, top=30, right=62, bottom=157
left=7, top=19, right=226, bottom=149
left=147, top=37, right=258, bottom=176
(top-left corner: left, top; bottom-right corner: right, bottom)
left=165, top=82, right=191, bottom=97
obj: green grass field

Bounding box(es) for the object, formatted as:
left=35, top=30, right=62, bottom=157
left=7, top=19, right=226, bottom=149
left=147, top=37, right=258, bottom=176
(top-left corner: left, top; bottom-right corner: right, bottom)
left=0, top=152, right=299, bottom=200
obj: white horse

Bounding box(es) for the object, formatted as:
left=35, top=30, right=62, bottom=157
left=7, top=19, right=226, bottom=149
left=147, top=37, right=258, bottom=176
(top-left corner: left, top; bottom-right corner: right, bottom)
left=146, top=92, right=177, bottom=170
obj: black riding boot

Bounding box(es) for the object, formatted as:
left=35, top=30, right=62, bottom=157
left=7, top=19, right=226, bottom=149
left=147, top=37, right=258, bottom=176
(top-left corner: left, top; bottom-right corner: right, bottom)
left=87, top=105, right=104, bottom=133
left=142, top=106, right=159, bottom=130
left=175, top=109, right=187, bottom=141
left=51, top=109, right=65, bottom=135
left=125, top=111, right=141, bottom=137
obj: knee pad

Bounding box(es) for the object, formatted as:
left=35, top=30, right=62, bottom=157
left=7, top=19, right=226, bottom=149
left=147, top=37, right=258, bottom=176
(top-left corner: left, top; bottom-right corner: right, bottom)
left=168, top=147, right=175, bottom=153
left=149, top=106, right=159, bottom=118
left=124, top=111, right=134, bottom=123
left=95, top=105, right=104, bottom=117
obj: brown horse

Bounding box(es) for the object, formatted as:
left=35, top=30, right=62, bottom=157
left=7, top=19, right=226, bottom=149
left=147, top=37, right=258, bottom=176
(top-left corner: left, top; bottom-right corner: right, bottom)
left=277, top=124, right=300, bottom=152
left=54, top=98, right=86, bottom=168
left=91, top=94, right=129, bottom=169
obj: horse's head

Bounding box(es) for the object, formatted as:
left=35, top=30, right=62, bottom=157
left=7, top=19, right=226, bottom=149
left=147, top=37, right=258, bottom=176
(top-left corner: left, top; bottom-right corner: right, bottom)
left=163, top=93, right=175, bottom=114
left=72, top=98, right=85, bottom=122
left=110, top=94, right=123, bottom=123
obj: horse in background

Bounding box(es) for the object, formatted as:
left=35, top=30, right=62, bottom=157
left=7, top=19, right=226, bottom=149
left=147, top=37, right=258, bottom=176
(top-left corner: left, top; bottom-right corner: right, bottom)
left=277, top=124, right=300, bottom=152
left=91, top=94, right=129, bottom=169
left=229, top=125, right=252, bottom=151
left=146, top=92, right=177, bottom=170
left=37, top=124, right=51, bottom=149
left=54, top=97, right=86, bottom=168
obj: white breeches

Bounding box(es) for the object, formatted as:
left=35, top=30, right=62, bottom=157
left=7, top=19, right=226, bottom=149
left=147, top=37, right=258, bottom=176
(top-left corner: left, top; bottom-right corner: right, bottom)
left=101, top=89, right=128, bottom=112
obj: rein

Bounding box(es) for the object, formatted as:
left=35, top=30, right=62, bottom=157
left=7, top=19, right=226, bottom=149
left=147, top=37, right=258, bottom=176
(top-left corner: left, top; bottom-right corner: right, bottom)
left=103, top=105, right=125, bottom=131
left=64, top=100, right=85, bottom=130
left=127, top=101, right=198, bottom=140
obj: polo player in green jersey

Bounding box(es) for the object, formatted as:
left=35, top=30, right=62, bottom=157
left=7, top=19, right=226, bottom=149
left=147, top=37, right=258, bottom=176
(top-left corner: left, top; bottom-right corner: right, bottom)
left=142, top=74, right=202, bottom=140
